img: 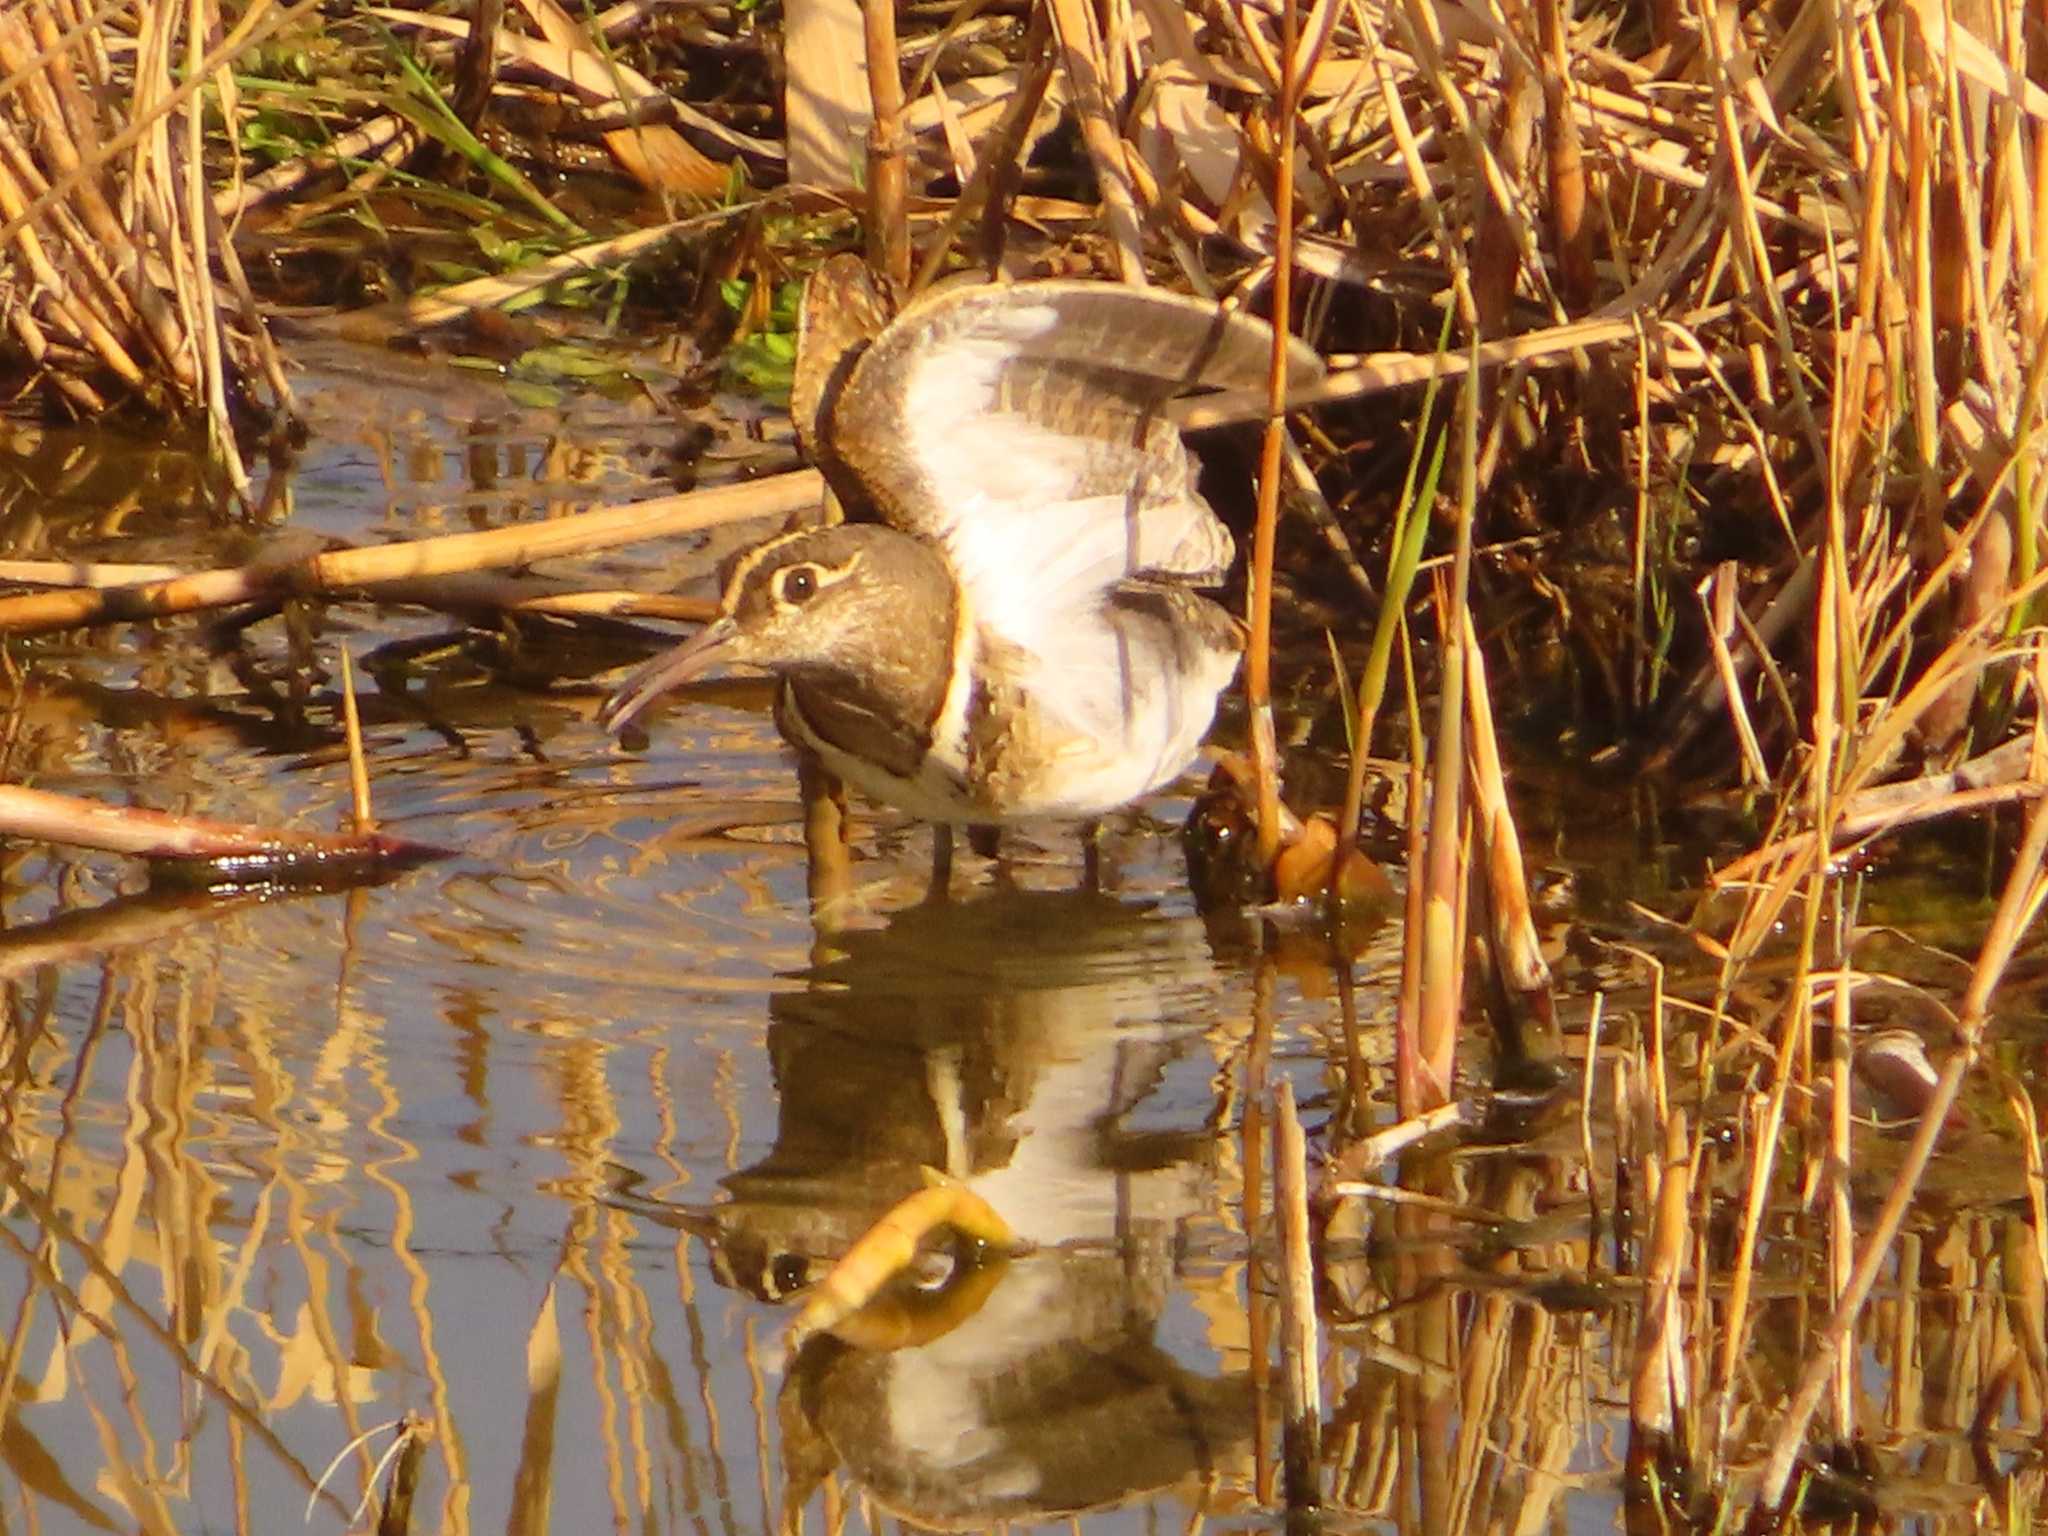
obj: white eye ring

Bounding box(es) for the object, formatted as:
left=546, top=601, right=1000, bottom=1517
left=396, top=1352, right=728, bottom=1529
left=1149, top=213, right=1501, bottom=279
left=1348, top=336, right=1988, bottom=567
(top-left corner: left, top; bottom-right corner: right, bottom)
left=779, top=566, right=819, bottom=604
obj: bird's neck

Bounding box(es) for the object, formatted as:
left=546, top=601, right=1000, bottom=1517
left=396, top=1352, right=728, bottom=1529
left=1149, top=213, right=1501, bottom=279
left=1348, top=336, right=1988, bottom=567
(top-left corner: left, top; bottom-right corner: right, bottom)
left=786, top=546, right=961, bottom=772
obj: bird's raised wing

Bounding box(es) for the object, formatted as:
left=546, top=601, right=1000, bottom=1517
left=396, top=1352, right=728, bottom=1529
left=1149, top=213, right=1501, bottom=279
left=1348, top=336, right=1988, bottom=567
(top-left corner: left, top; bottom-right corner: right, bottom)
left=818, top=278, right=1322, bottom=687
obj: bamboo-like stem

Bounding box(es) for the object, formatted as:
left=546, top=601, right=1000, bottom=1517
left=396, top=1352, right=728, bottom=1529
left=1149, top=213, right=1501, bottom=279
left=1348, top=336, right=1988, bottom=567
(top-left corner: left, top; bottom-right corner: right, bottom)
left=1246, top=0, right=1301, bottom=872
left=861, top=0, right=909, bottom=286
left=0, top=471, right=822, bottom=636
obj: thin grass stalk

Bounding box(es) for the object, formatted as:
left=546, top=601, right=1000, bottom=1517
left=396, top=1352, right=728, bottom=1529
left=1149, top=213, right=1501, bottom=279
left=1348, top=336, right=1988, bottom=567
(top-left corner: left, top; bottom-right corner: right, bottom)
left=862, top=0, right=909, bottom=286
left=1245, top=0, right=1301, bottom=873
left=1756, top=656, right=2048, bottom=1510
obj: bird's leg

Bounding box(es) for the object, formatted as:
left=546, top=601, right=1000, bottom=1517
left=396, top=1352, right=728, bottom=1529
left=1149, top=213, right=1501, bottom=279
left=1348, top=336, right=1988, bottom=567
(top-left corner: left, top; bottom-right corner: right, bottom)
left=927, top=823, right=956, bottom=901
left=967, top=824, right=1020, bottom=892
left=1079, top=818, right=1104, bottom=893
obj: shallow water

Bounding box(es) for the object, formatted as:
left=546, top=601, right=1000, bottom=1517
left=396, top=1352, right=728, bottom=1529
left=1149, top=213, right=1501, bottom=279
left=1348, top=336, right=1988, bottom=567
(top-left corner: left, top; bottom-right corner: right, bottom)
left=1, top=336, right=2039, bottom=1535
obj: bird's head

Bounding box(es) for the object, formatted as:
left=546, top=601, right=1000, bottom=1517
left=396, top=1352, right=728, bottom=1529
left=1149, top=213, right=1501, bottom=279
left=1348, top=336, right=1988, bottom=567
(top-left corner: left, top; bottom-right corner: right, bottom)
left=600, top=524, right=951, bottom=734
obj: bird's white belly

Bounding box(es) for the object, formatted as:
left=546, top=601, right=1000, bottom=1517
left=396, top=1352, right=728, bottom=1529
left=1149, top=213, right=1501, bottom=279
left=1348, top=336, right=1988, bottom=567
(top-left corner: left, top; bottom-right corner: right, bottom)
left=780, top=653, right=1234, bottom=825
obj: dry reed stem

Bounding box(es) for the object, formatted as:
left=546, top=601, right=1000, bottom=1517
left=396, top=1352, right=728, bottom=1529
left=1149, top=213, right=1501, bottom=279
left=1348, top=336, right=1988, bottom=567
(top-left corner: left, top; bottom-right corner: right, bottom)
left=213, top=114, right=417, bottom=222
left=0, top=0, right=310, bottom=436
left=339, top=647, right=374, bottom=836
left=1244, top=0, right=1303, bottom=873
left=1395, top=635, right=1428, bottom=1117
left=1414, top=357, right=1483, bottom=1108
left=1045, top=0, right=1144, bottom=285
left=1628, top=1109, right=1690, bottom=1438
left=1698, top=563, right=1771, bottom=786
left=862, top=0, right=910, bottom=285
left=1321, top=1099, right=1479, bottom=1185
left=0, top=470, right=822, bottom=635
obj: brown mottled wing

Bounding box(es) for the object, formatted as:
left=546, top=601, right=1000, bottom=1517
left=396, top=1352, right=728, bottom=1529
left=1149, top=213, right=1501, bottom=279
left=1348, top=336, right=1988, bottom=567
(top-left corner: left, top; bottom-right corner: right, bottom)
left=820, top=280, right=1312, bottom=749
left=821, top=280, right=1325, bottom=590
left=792, top=255, right=897, bottom=515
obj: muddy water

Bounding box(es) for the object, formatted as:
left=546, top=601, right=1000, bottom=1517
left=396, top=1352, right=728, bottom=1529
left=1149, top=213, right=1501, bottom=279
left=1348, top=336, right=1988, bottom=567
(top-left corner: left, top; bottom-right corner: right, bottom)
left=0, top=339, right=2035, bottom=1535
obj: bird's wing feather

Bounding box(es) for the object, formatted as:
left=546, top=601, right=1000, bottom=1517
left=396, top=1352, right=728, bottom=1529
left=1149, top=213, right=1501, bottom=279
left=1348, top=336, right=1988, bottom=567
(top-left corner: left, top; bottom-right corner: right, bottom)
left=822, top=281, right=1313, bottom=744
left=826, top=280, right=1322, bottom=588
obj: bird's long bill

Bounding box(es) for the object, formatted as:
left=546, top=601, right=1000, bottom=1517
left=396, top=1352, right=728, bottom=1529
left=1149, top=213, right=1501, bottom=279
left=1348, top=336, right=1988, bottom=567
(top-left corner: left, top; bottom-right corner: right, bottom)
left=599, top=615, right=741, bottom=735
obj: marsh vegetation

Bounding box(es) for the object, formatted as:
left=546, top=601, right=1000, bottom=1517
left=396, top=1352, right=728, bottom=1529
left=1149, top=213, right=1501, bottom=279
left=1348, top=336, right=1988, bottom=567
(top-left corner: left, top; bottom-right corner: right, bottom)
left=0, top=0, right=2045, bottom=1529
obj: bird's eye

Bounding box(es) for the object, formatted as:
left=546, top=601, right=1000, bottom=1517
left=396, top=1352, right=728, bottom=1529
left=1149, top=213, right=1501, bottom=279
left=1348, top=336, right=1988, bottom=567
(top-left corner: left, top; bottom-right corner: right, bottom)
left=780, top=566, right=819, bottom=605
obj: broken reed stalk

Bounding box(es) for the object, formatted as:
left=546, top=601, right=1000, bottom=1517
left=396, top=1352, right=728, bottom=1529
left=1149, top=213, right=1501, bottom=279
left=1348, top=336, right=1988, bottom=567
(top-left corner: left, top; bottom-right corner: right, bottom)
left=1272, top=1078, right=1321, bottom=1512
left=1461, top=610, right=1558, bottom=1061
left=909, top=5, right=1054, bottom=291
left=1628, top=1107, right=1692, bottom=1457
left=0, top=470, right=823, bottom=636
left=374, top=1414, right=433, bottom=1536
left=0, top=784, right=446, bottom=878
left=339, top=647, right=374, bottom=836
left=1245, top=0, right=1302, bottom=876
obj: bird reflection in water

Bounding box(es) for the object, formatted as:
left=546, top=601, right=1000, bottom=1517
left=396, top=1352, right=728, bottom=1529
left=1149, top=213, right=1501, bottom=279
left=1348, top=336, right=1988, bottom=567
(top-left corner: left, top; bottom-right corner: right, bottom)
left=653, top=887, right=1256, bottom=1530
